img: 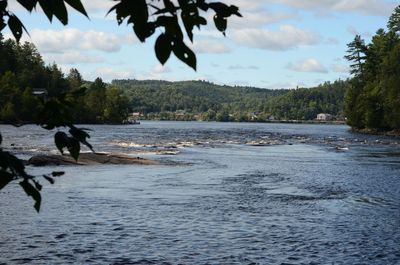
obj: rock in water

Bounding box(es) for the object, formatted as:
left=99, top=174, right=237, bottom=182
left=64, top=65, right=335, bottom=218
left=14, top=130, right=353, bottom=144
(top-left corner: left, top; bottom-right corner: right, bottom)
left=27, top=153, right=159, bottom=166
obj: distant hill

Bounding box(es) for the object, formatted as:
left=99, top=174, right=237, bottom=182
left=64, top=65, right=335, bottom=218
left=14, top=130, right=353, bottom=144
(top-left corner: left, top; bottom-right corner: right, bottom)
left=112, top=79, right=348, bottom=122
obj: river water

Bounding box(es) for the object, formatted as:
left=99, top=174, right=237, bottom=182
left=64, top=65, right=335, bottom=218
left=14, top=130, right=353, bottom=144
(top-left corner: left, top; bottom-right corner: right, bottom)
left=0, top=121, right=400, bottom=264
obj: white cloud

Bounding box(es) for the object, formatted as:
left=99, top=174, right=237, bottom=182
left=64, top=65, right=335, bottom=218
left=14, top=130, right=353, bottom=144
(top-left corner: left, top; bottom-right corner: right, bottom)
left=274, top=0, right=396, bottom=16
left=139, top=64, right=173, bottom=80
left=81, top=0, right=114, bottom=13
left=228, top=65, right=260, bottom=70
left=43, top=51, right=104, bottom=64
left=230, top=10, right=300, bottom=28
left=331, top=64, right=350, bottom=73
left=228, top=0, right=265, bottom=11
left=191, top=40, right=231, bottom=54
left=232, top=25, right=321, bottom=50
left=26, top=28, right=130, bottom=53
left=287, top=58, right=328, bottom=73
left=94, top=67, right=134, bottom=81
left=152, top=64, right=172, bottom=74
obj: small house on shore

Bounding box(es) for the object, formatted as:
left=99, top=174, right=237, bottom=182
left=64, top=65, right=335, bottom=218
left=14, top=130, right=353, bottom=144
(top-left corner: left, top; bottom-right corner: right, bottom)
left=316, top=113, right=334, bottom=121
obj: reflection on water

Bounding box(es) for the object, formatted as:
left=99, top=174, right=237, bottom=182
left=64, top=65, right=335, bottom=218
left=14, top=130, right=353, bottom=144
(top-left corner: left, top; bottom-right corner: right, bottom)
left=1, top=122, right=400, bottom=264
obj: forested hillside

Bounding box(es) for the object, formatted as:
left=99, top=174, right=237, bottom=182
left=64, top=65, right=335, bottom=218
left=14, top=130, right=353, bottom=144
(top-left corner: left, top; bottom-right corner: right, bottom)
left=113, top=79, right=347, bottom=122
left=0, top=33, right=347, bottom=124
left=344, top=6, right=400, bottom=131
left=0, top=34, right=129, bottom=124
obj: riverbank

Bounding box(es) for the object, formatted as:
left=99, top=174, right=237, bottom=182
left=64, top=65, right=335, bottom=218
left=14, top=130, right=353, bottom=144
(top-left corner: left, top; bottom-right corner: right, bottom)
left=351, top=128, right=400, bottom=137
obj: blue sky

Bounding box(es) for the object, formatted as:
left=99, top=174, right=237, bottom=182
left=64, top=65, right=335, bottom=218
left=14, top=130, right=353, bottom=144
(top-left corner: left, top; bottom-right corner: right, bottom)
left=4, top=0, right=398, bottom=89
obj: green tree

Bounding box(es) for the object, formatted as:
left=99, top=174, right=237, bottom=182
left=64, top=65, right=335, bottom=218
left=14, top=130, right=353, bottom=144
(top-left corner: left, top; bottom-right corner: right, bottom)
left=388, top=5, right=400, bottom=33
left=19, top=87, right=41, bottom=121
left=67, top=68, right=83, bottom=90
left=344, top=35, right=367, bottom=77
left=85, top=77, right=107, bottom=122
left=0, top=71, right=20, bottom=122
left=103, top=87, right=129, bottom=123
left=344, top=5, right=400, bottom=131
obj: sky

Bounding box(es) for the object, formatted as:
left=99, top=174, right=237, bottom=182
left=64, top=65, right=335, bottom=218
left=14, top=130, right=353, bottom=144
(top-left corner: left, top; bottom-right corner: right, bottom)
left=4, top=0, right=399, bottom=89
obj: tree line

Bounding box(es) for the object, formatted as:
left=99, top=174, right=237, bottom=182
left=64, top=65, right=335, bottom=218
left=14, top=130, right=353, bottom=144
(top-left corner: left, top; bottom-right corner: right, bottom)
left=112, top=79, right=347, bottom=122
left=0, top=33, right=348, bottom=125
left=0, top=34, right=129, bottom=124
left=344, top=5, right=400, bottom=131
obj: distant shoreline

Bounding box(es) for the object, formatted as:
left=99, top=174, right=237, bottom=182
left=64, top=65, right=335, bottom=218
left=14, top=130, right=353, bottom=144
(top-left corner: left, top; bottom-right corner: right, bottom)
left=1, top=120, right=348, bottom=126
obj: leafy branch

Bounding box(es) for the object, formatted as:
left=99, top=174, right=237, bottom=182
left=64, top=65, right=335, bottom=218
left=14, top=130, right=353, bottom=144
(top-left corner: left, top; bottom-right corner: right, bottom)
left=1, top=0, right=241, bottom=70
left=0, top=0, right=241, bottom=212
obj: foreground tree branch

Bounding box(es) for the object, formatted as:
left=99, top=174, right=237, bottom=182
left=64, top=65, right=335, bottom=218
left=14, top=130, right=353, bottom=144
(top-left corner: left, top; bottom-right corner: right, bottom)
left=0, top=0, right=241, bottom=211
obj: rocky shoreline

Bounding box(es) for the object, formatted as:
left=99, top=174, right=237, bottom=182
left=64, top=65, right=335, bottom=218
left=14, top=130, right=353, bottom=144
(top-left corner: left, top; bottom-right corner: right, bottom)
left=351, top=128, right=400, bottom=137
left=27, top=153, right=160, bottom=166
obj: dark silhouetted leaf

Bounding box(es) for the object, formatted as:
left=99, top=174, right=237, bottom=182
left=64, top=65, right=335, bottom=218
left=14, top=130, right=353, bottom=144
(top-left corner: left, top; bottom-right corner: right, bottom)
left=0, top=133, right=2, bottom=145
left=196, top=16, right=207, bottom=27
left=65, top=0, right=88, bottom=17
left=163, top=0, right=176, bottom=14
left=19, top=179, right=42, bottom=212
left=7, top=152, right=27, bottom=177
left=0, top=171, right=14, bottom=190
left=0, top=0, right=7, bottom=11
left=38, top=0, right=54, bottom=22
left=155, top=33, right=172, bottom=65
left=213, top=15, right=227, bottom=35
left=0, top=19, right=6, bottom=32
left=208, top=2, right=231, bottom=17
left=52, top=171, right=65, bottom=177
left=16, top=0, right=37, bottom=12
left=181, top=13, right=194, bottom=41
left=156, top=15, right=183, bottom=42
left=54, top=131, right=80, bottom=160
left=229, top=5, right=242, bottom=17
left=196, top=0, right=209, bottom=11
left=52, top=0, right=68, bottom=25
left=172, top=39, right=196, bottom=70
left=54, top=131, right=69, bottom=154
left=43, top=175, right=55, bottom=184
left=133, top=22, right=155, bottom=42
left=32, top=179, right=42, bottom=191
left=178, top=0, right=198, bottom=41
left=0, top=151, right=8, bottom=169
left=69, top=127, right=93, bottom=151
left=8, top=15, right=26, bottom=42
left=67, top=138, right=80, bottom=161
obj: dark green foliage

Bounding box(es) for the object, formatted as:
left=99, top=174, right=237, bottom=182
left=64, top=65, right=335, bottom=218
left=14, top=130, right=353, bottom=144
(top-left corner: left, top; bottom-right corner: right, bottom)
left=344, top=5, right=400, bottom=131
left=0, top=37, right=130, bottom=125
left=344, top=35, right=367, bottom=77
left=388, top=5, right=400, bottom=33
left=112, top=79, right=347, bottom=122
left=268, top=81, right=347, bottom=120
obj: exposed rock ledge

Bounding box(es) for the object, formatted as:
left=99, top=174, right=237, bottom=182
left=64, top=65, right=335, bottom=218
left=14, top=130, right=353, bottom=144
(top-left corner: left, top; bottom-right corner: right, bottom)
left=27, top=153, right=159, bottom=166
